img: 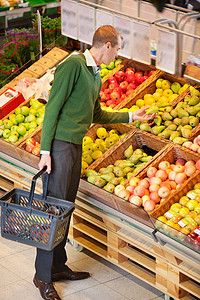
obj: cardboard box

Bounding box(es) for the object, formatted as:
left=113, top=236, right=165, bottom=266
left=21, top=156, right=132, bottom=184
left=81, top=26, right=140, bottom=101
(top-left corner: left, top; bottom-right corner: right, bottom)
left=46, top=47, right=69, bottom=62
left=0, top=88, right=25, bottom=119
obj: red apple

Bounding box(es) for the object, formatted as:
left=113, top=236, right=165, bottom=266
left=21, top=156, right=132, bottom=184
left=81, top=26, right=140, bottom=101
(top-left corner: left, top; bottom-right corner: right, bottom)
left=114, top=70, right=125, bottom=82
left=185, top=160, right=196, bottom=167
left=155, top=170, right=168, bottom=181
left=26, top=137, right=36, bottom=146
left=125, top=67, right=135, bottom=76
left=26, top=144, right=34, bottom=153
left=129, top=195, right=142, bottom=206
left=149, top=184, right=160, bottom=193
left=117, top=189, right=130, bottom=201
left=149, top=177, right=162, bottom=185
left=109, top=82, right=119, bottom=90
left=119, top=81, right=129, bottom=92
left=107, top=76, right=117, bottom=85
left=173, top=165, right=185, bottom=173
left=195, top=159, right=200, bottom=170
left=175, top=158, right=186, bottom=166
left=32, top=145, right=40, bottom=156
left=110, top=91, right=120, bottom=101
left=126, top=73, right=136, bottom=84
left=160, top=180, right=171, bottom=190
left=158, top=161, right=170, bottom=171
left=150, top=191, right=160, bottom=203
left=114, top=184, right=125, bottom=196
left=126, top=185, right=135, bottom=195
left=138, top=178, right=150, bottom=189
left=127, top=83, right=136, bottom=90
left=158, top=186, right=170, bottom=198
left=175, top=172, right=187, bottom=184
left=134, top=185, right=146, bottom=197
left=185, top=165, right=196, bottom=177
left=144, top=200, right=156, bottom=212
left=147, top=167, right=157, bottom=178
left=113, top=87, right=122, bottom=95
left=126, top=89, right=134, bottom=97
left=142, top=195, right=150, bottom=206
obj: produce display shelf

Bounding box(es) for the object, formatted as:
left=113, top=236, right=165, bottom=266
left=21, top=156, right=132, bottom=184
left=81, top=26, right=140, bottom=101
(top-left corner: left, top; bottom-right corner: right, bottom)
left=69, top=192, right=200, bottom=300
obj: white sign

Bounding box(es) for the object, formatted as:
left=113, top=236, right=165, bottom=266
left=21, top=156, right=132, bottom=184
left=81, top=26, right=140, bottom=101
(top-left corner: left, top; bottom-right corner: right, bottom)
left=114, top=16, right=131, bottom=58
left=78, top=4, right=95, bottom=44
left=61, top=0, right=78, bottom=40
left=96, top=9, right=113, bottom=29
left=156, top=29, right=177, bottom=74
left=132, top=21, right=150, bottom=64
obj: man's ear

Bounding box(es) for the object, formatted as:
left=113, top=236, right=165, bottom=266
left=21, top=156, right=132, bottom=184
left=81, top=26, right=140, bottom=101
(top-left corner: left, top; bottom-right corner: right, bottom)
left=105, top=41, right=111, bottom=49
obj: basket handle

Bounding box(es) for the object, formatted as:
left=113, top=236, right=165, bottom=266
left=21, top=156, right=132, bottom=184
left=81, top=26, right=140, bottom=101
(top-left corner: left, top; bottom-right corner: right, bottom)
left=28, top=166, right=47, bottom=208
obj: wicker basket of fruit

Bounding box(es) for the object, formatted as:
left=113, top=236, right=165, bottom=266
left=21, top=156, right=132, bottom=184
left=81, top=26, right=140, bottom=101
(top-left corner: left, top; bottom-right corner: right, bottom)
left=100, top=58, right=160, bottom=110
left=0, top=97, right=46, bottom=146
left=81, top=123, right=132, bottom=173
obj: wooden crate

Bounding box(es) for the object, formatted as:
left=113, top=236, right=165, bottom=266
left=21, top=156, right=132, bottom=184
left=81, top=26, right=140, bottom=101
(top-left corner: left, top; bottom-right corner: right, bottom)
left=69, top=197, right=200, bottom=300
left=1, top=98, right=46, bottom=146
left=44, top=47, right=69, bottom=62
left=137, top=145, right=200, bottom=213
left=88, top=127, right=170, bottom=173
left=101, top=58, right=161, bottom=109
left=117, top=70, right=191, bottom=110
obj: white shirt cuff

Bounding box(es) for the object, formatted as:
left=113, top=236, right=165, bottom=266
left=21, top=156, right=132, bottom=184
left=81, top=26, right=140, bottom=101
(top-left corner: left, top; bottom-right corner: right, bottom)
left=128, top=112, right=133, bottom=123
left=40, top=150, right=50, bottom=155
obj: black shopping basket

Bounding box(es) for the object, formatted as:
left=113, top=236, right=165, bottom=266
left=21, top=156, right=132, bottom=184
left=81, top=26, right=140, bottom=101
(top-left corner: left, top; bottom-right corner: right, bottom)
left=0, top=167, right=75, bottom=251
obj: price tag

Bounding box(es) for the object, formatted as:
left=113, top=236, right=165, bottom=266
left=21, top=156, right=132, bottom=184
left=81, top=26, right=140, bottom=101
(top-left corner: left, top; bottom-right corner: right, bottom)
left=78, top=4, right=95, bottom=44
left=61, top=0, right=78, bottom=40
left=114, top=16, right=131, bottom=58
left=96, top=9, right=113, bottom=29
left=132, top=21, right=150, bottom=64
left=156, top=29, right=177, bottom=74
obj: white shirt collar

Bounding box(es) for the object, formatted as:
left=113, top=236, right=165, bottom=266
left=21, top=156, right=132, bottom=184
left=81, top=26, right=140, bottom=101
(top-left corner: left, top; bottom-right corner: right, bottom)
left=83, top=49, right=97, bottom=67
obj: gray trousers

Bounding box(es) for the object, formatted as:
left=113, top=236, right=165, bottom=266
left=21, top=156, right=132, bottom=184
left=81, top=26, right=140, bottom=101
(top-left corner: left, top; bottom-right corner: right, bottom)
left=35, top=139, right=82, bottom=283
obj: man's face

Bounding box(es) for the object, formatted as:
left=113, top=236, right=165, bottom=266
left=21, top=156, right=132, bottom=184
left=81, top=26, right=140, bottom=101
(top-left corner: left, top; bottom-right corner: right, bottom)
left=103, top=36, right=121, bottom=65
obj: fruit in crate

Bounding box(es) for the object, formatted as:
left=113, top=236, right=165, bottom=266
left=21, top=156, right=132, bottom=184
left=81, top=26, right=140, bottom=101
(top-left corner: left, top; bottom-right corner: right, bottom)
left=81, top=128, right=127, bottom=175
left=134, top=85, right=200, bottom=145
left=25, top=137, right=40, bottom=156
left=125, top=158, right=198, bottom=212
left=84, top=147, right=153, bottom=197
left=100, top=67, right=155, bottom=109
left=99, top=59, right=122, bottom=78
left=183, top=134, right=200, bottom=154
left=156, top=181, right=200, bottom=249
left=0, top=99, right=46, bottom=144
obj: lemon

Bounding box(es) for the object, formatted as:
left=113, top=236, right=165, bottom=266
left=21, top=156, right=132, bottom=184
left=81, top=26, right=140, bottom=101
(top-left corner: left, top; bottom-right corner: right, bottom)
left=83, top=136, right=93, bottom=145
left=96, top=127, right=107, bottom=139
left=156, top=88, right=163, bottom=95
left=82, top=143, right=93, bottom=154
left=136, top=99, right=145, bottom=108
left=144, top=97, right=155, bottom=106
left=82, top=153, right=93, bottom=165
left=92, top=150, right=103, bottom=160
left=129, top=105, right=139, bottom=112
left=82, top=160, right=89, bottom=170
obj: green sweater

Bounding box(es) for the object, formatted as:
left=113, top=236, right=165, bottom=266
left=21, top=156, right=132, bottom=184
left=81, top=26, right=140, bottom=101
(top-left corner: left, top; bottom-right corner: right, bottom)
left=41, top=52, right=129, bottom=151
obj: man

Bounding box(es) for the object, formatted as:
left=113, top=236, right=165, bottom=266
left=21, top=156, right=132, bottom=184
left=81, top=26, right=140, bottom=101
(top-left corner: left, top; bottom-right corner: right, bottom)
left=34, top=25, right=155, bottom=300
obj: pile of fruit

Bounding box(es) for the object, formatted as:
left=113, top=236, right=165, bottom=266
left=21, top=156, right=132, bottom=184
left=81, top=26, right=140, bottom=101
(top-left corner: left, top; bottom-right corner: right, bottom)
left=134, top=83, right=200, bottom=145
left=81, top=127, right=126, bottom=174
left=182, top=134, right=200, bottom=154
left=100, top=67, right=155, bottom=108
left=0, top=98, right=45, bottom=144
left=156, top=183, right=200, bottom=250
left=24, top=137, right=40, bottom=156
left=117, top=158, right=200, bottom=212
left=85, top=147, right=153, bottom=192
left=100, top=58, right=122, bottom=78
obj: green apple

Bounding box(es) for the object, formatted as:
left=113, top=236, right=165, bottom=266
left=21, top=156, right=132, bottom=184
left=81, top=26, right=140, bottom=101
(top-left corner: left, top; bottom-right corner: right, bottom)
left=8, top=134, right=18, bottom=143
left=22, top=122, right=30, bottom=130
left=12, top=130, right=19, bottom=138
left=171, top=82, right=181, bottom=94
left=30, top=98, right=36, bottom=106
left=17, top=125, right=26, bottom=136
left=28, top=128, right=36, bottom=134
left=99, top=69, right=109, bottom=77
left=36, top=117, right=43, bottom=126
left=35, top=108, right=44, bottom=118
left=3, top=119, right=13, bottom=129
left=190, top=86, right=200, bottom=97
left=15, top=107, right=22, bottom=115
left=11, top=125, right=19, bottom=132
left=9, top=113, right=16, bottom=121
left=100, top=63, right=107, bottom=69
left=25, top=114, right=36, bottom=123
left=107, top=61, right=115, bottom=70
left=29, top=108, right=37, bottom=116
left=3, top=129, right=11, bottom=139
left=16, top=114, right=25, bottom=124
left=21, top=106, right=30, bottom=116
left=10, top=117, right=18, bottom=125
left=29, top=121, right=37, bottom=129
left=115, top=59, right=122, bottom=67
left=0, top=128, right=3, bottom=137
left=31, top=100, right=42, bottom=110
left=153, top=92, right=161, bottom=101
left=156, top=78, right=164, bottom=89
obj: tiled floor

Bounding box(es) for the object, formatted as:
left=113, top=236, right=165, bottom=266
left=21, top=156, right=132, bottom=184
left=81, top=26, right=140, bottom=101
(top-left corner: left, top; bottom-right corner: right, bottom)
left=0, top=236, right=165, bottom=300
